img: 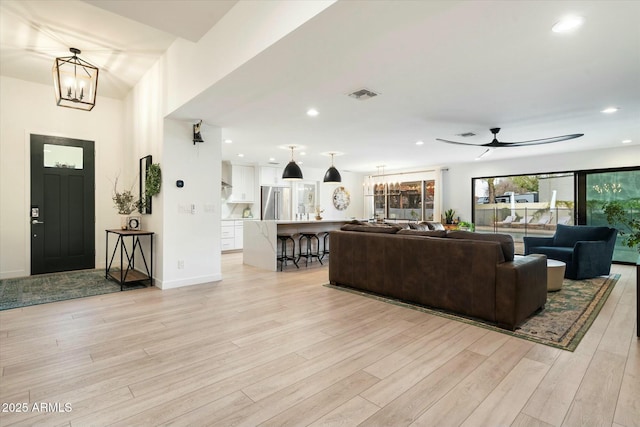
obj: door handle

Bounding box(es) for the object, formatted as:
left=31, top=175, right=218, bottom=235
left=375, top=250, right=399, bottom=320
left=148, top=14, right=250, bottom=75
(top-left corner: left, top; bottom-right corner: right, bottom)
left=32, top=220, right=44, bottom=224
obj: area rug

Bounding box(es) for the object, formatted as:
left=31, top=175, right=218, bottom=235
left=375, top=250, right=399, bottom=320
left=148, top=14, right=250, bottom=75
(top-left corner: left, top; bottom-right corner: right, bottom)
left=325, top=274, right=620, bottom=352
left=0, top=269, right=148, bottom=311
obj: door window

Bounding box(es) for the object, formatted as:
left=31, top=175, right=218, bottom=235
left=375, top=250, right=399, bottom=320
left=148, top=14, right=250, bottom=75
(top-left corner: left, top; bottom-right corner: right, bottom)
left=44, top=144, right=83, bottom=169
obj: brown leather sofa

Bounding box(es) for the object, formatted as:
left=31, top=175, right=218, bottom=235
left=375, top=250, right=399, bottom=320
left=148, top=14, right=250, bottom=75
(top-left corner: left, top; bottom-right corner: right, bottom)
left=329, top=224, right=548, bottom=330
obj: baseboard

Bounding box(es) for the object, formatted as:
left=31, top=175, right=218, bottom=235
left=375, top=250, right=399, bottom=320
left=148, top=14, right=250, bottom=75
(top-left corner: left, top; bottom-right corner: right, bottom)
left=0, top=269, right=28, bottom=280
left=157, top=274, right=222, bottom=289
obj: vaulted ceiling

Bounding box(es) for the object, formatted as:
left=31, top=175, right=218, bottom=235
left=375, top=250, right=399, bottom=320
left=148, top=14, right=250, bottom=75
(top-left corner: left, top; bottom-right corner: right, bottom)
left=2, top=1, right=639, bottom=173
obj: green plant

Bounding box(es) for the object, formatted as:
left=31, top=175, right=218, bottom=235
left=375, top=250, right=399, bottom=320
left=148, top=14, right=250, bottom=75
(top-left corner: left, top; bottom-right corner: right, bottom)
left=459, top=221, right=475, bottom=231
left=145, top=163, right=162, bottom=198
left=444, top=208, right=456, bottom=224
left=602, top=201, right=640, bottom=253
left=112, top=176, right=140, bottom=214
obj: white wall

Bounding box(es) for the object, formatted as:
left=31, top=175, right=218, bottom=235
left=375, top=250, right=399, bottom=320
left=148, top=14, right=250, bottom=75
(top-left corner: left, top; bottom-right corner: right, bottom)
left=0, top=76, right=125, bottom=278
left=160, top=120, right=221, bottom=289
left=124, top=58, right=165, bottom=285
left=443, top=145, right=640, bottom=222
left=286, top=166, right=365, bottom=220
left=163, top=1, right=336, bottom=115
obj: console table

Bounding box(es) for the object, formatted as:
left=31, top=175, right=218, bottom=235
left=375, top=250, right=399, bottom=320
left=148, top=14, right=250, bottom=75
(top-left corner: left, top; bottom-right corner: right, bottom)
left=105, top=229, right=154, bottom=290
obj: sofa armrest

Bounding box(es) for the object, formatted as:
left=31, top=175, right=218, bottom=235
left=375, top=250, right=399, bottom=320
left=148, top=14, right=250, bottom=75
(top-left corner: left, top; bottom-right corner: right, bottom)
left=574, top=240, right=611, bottom=269
left=523, top=236, right=554, bottom=254
left=574, top=240, right=607, bottom=253
left=495, top=254, right=547, bottom=330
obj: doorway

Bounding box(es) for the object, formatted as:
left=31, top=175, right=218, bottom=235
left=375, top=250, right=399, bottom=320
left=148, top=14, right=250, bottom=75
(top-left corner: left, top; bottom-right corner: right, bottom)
left=30, top=134, right=95, bottom=274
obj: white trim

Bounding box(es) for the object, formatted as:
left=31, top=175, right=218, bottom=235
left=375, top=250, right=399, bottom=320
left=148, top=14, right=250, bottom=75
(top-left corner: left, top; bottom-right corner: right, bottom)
left=157, top=274, right=222, bottom=290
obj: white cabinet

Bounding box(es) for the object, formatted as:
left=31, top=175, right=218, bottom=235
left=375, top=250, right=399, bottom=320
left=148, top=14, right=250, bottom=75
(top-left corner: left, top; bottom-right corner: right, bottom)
left=221, top=222, right=235, bottom=251
left=221, top=220, right=245, bottom=251
left=234, top=222, right=244, bottom=249
left=259, top=166, right=289, bottom=187
left=229, top=165, right=255, bottom=203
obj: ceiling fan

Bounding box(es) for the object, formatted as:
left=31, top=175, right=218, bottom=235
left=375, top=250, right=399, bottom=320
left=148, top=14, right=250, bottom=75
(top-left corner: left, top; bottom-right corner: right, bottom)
left=436, top=128, right=584, bottom=148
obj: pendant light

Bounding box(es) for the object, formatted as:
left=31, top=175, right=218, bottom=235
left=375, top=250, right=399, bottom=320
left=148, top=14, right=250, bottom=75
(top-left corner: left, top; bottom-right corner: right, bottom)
left=323, top=152, right=342, bottom=183
left=282, top=146, right=303, bottom=181
left=52, top=48, right=99, bottom=111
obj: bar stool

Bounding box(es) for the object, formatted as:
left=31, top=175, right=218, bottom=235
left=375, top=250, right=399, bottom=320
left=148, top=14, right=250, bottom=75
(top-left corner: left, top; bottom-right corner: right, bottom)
left=277, top=234, right=299, bottom=271
left=318, top=231, right=331, bottom=262
left=298, top=233, right=323, bottom=266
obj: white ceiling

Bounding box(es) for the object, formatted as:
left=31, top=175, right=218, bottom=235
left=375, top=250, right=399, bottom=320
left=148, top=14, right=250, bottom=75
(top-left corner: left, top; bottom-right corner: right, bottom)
left=2, top=1, right=639, bottom=174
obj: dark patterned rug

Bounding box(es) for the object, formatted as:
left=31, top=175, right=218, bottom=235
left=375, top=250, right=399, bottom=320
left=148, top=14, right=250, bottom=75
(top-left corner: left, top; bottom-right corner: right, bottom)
left=0, top=269, right=148, bottom=311
left=325, top=274, right=620, bottom=352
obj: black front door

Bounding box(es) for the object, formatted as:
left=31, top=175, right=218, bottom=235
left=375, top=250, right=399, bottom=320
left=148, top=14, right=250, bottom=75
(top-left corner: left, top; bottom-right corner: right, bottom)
left=30, top=135, right=95, bottom=274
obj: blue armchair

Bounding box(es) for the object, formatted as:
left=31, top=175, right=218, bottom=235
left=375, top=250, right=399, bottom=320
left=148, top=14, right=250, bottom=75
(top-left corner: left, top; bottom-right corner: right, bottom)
left=523, top=224, right=617, bottom=280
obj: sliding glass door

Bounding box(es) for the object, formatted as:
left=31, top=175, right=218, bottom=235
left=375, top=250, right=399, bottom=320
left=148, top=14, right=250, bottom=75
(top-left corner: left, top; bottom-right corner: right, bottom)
left=577, top=167, right=640, bottom=263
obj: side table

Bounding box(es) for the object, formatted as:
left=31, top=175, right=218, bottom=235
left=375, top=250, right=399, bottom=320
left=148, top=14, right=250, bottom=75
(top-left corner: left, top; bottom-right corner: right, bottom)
left=547, top=259, right=566, bottom=292
left=105, top=229, right=154, bottom=290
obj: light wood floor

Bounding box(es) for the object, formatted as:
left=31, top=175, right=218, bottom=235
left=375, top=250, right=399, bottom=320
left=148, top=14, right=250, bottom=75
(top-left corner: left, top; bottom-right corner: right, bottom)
left=0, top=254, right=638, bottom=427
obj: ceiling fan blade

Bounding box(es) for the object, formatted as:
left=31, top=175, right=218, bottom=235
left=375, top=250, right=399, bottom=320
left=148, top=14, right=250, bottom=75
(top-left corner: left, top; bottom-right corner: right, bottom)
left=499, top=133, right=584, bottom=146
left=435, top=138, right=485, bottom=147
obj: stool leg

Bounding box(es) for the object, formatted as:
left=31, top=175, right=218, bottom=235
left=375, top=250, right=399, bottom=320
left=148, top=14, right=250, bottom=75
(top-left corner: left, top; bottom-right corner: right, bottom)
left=315, top=235, right=323, bottom=265
left=289, top=237, right=299, bottom=269
left=320, top=233, right=329, bottom=262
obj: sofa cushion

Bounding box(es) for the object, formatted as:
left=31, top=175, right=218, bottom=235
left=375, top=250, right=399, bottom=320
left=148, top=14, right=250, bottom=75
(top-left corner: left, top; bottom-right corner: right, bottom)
left=340, top=223, right=402, bottom=233
left=553, top=224, right=615, bottom=247
left=397, top=229, right=447, bottom=238
left=424, top=221, right=446, bottom=231
left=447, top=230, right=515, bottom=261
left=408, top=222, right=429, bottom=231
left=528, top=246, right=573, bottom=263
left=386, top=222, right=409, bottom=229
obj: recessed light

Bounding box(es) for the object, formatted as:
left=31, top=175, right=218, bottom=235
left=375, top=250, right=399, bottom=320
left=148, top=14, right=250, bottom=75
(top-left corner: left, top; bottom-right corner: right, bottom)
left=622, top=139, right=632, bottom=144
left=415, top=141, right=424, bottom=146
left=237, top=153, right=244, bottom=157
left=552, top=16, right=583, bottom=33
left=307, top=109, right=319, bottom=117
left=300, top=152, right=306, bottom=156
left=224, top=139, right=233, bottom=144
left=601, top=107, right=619, bottom=114
left=298, top=161, right=303, bottom=165
left=269, top=157, right=276, bottom=161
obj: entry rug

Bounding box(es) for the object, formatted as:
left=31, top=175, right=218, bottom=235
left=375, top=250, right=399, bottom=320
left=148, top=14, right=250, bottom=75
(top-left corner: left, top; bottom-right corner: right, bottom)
left=0, top=269, right=148, bottom=311
left=325, top=274, right=620, bottom=352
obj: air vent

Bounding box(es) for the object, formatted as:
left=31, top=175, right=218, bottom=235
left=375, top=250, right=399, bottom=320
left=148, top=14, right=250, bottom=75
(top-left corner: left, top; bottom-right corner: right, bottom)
left=268, top=161, right=280, bottom=165
left=348, top=88, right=379, bottom=100
left=457, top=132, right=476, bottom=137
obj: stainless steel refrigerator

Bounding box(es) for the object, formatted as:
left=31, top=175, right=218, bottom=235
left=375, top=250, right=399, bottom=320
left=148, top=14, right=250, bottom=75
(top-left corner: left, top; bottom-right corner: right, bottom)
left=261, top=186, right=291, bottom=220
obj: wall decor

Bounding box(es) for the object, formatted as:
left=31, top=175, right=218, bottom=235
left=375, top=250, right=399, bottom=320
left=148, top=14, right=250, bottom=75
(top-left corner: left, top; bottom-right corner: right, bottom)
left=333, top=186, right=351, bottom=210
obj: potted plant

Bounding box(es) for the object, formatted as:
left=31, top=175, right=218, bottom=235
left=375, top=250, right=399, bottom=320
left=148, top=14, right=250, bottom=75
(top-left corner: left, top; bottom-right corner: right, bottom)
left=459, top=221, right=475, bottom=232
left=444, top=208, right=456, bottom=224
left=112, top=177, right=141, bottom=229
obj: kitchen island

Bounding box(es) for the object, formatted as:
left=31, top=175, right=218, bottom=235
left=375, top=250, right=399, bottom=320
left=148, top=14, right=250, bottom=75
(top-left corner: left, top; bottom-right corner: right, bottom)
left=243, top=219, right=350, bottom=271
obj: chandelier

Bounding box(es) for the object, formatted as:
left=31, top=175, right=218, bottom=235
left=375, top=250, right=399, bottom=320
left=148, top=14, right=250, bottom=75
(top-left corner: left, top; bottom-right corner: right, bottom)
left=52, top=48, right=99, bottom=111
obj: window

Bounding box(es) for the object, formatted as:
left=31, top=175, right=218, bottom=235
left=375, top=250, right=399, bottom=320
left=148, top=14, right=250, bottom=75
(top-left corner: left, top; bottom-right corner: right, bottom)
left=472, top=172, right=575, bottom=254
left=43, top=144, right=83, bottom=169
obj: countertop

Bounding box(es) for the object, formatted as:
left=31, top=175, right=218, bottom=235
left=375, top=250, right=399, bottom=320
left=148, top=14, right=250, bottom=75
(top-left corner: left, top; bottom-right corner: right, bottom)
left=246, top=219, right=354, bottom=224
